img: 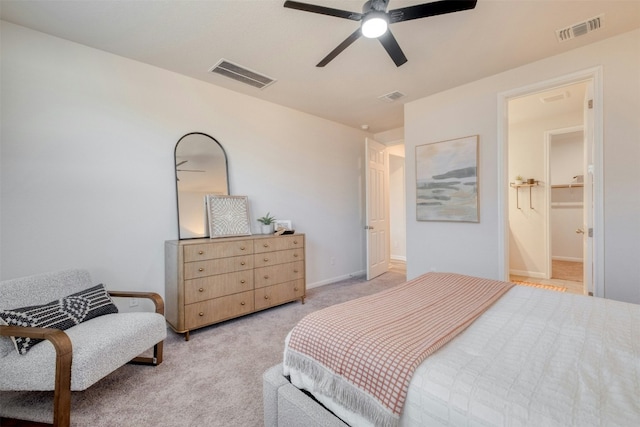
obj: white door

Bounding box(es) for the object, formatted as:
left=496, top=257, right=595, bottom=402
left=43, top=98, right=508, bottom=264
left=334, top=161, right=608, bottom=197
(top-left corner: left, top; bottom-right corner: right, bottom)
left=365, top=138, right=390, bottom=280
left=582, top=83, right=595, bottom=295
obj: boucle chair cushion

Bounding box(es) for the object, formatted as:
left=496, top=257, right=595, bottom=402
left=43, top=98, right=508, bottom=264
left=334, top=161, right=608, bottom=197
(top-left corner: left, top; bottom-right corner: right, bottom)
left=0, top=312, right=167, bottom=391
left=0, top=284, right=119, bottom=355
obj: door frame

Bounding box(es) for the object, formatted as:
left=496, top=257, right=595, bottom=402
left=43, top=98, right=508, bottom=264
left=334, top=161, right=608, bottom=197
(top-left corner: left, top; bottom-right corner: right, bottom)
left=497, top=66, right=604, bottom=297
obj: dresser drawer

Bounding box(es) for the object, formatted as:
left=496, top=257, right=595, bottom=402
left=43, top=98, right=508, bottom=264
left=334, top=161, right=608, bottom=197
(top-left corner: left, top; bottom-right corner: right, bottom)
left=184, top=240, right=253, bottom=262
left=254, top=261, right=305, bottom=288
left=185, top=290, right=254, bottom=329
left=282, top=235, right=304, bottom=250
left=254, top=248, right=304, bottom=268
left=254, top=235, right=304, bottom=254
left=255, top=279, right=305, bottom=311
left=184, top=255, right=253, bottom=280
left=185, top=271, right=254, bottom=304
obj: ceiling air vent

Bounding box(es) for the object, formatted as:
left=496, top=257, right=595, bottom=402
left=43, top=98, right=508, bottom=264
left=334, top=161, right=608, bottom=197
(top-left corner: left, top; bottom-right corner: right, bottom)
left=556, top=14, right=603, bottom=42
left=540, top=91, right=570, bottom=103
left=378, top=91, right=406, bottom=103
left=209, top=59, right=276, bottom=89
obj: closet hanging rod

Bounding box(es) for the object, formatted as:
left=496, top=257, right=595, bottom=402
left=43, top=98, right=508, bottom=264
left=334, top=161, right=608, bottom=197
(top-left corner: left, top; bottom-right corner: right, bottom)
left=551, top=183, right=584, bottom=188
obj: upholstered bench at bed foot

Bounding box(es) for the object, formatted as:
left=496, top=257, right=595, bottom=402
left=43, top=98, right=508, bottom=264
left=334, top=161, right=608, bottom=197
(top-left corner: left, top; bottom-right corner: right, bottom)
left=263, top=363, right=348, bottom=427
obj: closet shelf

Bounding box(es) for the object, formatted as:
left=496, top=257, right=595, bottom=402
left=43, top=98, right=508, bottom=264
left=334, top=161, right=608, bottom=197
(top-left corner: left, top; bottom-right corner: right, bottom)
left=510, top=181, right=539, bottom=188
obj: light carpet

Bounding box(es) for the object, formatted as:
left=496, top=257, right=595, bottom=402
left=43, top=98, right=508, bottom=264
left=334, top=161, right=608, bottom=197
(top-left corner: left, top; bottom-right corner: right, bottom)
left=0, top=272, right=405, bottom=427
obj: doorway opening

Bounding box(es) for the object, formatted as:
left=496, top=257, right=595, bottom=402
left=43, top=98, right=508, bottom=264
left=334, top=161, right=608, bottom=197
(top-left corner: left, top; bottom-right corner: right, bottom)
left=498, top=67, right=603, bottom=297
left=364, top=138, right=406, bottom=280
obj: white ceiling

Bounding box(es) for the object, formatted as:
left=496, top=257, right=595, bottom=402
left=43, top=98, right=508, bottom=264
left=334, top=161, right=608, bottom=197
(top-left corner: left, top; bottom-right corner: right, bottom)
left=2, top=0, right=639, bottom=134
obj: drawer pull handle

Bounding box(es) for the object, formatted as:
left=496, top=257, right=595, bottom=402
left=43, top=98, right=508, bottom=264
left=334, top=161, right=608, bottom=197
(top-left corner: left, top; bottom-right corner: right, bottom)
left=294, top=287, right=299, bottom=291
left=264, top=295, right=269, bottom=300
left=241, top=301, right=246, bottom=306
left=263, top=258, right=269, bottom=262
left=198, top=288, right=204, bottom=292
left=294, top=254, right=299, bottom=258
left=240, top=280, right=246, bottom=284
left=199, top=312, right=204, bottom=317
left=263, top=244, right=269, bottom=248
left=198, top=268, right=204, bottom=272
left=293, top=240, right=298, bottom=244
left=241, top=261, right=246, bottom=266
left=264, top=275, right=269, bottom=279
left=198, top=250, right=204, bottom=255
left=294, top=270, right=299, bottom=273
left=240, top=246, right=246, bottom=250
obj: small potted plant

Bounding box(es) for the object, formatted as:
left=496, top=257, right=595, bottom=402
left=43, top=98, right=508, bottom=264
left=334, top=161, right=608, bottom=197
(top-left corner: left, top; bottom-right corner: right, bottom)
left=514, top=175, right=524, bottom=185
left=257, top=212, right=275, bottom=234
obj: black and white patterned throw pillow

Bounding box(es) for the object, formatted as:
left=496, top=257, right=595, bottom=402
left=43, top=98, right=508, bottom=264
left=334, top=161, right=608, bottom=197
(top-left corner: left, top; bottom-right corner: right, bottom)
left=0, top=284, right=118, bottom=355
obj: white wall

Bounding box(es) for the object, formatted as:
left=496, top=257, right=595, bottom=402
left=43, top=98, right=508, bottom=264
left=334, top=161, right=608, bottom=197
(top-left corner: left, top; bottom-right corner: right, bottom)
left=0, top=22, right=369, bottom=294
left=405, top=29, right=640, bottom=304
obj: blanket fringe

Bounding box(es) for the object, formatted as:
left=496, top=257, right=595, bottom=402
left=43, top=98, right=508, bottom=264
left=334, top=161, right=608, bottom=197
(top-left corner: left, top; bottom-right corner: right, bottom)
left=285, top=349, right=400, bottom=427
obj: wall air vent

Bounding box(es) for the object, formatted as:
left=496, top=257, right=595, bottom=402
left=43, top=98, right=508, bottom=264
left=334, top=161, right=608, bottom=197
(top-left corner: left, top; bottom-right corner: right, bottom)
left=209, top=59, right=276, bottom=89
left=556, top=14, right=603, bottom=42
left=378, top=91, right=406, bottom=103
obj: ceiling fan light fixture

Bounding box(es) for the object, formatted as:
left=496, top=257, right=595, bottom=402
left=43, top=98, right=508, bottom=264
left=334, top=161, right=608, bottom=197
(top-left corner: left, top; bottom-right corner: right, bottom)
left=361, top=12, right=388, bottom=38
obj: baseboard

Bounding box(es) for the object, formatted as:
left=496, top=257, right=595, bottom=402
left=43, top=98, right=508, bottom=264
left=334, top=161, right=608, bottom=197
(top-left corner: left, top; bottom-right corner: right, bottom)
left=552, top=256, right=583, bottom=262
left=307, top=270, right=366, bottom=289
left=390, top=255, right=407, bottom=262
left=509, top=269, right=546, bottom=279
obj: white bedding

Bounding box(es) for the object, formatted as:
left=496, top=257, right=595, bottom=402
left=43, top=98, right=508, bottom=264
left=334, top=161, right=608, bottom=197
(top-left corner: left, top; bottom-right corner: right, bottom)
left=284, top=285, right=640, bottom=426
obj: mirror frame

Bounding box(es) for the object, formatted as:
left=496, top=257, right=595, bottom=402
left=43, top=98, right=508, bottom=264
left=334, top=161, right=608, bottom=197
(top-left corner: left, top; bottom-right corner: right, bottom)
left=174, top=132, right=229, bottom=240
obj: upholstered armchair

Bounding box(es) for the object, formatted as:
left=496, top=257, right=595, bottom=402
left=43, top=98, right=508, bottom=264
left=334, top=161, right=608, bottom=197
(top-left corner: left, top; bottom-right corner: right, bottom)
left=0, top=269, right=167, bottom=427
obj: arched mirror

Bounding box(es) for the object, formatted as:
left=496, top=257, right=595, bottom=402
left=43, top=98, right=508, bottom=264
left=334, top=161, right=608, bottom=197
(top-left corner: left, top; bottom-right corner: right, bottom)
left=175, top=132, right=229, bottom=239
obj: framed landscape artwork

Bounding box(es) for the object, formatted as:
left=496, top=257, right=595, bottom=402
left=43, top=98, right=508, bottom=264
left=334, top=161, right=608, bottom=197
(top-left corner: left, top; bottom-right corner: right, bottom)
left=416, top=135, right=479, bottom=222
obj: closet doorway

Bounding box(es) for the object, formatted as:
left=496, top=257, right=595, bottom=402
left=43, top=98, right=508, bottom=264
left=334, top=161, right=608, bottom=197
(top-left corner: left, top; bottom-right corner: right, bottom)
left=504, top=75, right=599, bottom=296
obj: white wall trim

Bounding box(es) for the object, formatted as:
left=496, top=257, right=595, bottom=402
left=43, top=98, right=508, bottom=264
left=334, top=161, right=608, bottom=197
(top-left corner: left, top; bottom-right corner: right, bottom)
left=552, top=256, right=583, bottom=262
left=307, top=270, right=366, bottom=289
left=510, top=269, right=547, bottom=279
left=497, top=66, right=604, bottom=296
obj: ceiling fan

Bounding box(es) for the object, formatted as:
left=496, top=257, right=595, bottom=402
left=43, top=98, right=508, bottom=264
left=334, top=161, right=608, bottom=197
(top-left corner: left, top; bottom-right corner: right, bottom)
left=176, top=160, right=205, bottom=181
left=283, top=0, right=477, bottom=67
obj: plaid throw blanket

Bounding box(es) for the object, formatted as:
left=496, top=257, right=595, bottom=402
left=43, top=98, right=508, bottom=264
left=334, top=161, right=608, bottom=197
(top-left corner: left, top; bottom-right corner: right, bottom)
left=284, top=272, right=514, bottom=427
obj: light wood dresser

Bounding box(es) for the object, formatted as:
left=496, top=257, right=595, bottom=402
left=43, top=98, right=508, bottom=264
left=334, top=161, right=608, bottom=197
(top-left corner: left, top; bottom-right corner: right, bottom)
left=165, top=234, right=305, bottom=340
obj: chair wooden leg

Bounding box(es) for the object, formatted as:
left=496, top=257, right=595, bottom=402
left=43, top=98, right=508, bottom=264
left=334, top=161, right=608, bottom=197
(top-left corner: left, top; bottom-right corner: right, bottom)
left=130, top=341, right=164, bottom=366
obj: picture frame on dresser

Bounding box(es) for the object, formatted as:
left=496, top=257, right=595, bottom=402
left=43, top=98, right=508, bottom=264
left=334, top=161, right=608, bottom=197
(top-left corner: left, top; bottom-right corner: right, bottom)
left=273, top=220, right=292, bottom=231
left=205, top=195, right=252, bottom=238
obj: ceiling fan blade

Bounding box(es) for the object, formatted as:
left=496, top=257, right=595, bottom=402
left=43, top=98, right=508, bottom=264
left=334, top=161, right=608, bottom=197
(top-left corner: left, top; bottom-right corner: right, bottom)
left=388, top=0, right=477, bottom=23
left=284, top=1, right=363, bottom=21
left=378, top=30, right=407, bottom=67
left=317, top=28, right=362, bottom=67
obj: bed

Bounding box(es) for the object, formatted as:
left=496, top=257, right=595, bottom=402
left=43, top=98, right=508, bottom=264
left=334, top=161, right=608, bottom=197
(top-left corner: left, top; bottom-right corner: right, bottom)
left=263, top=272, right=640, bottom=427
